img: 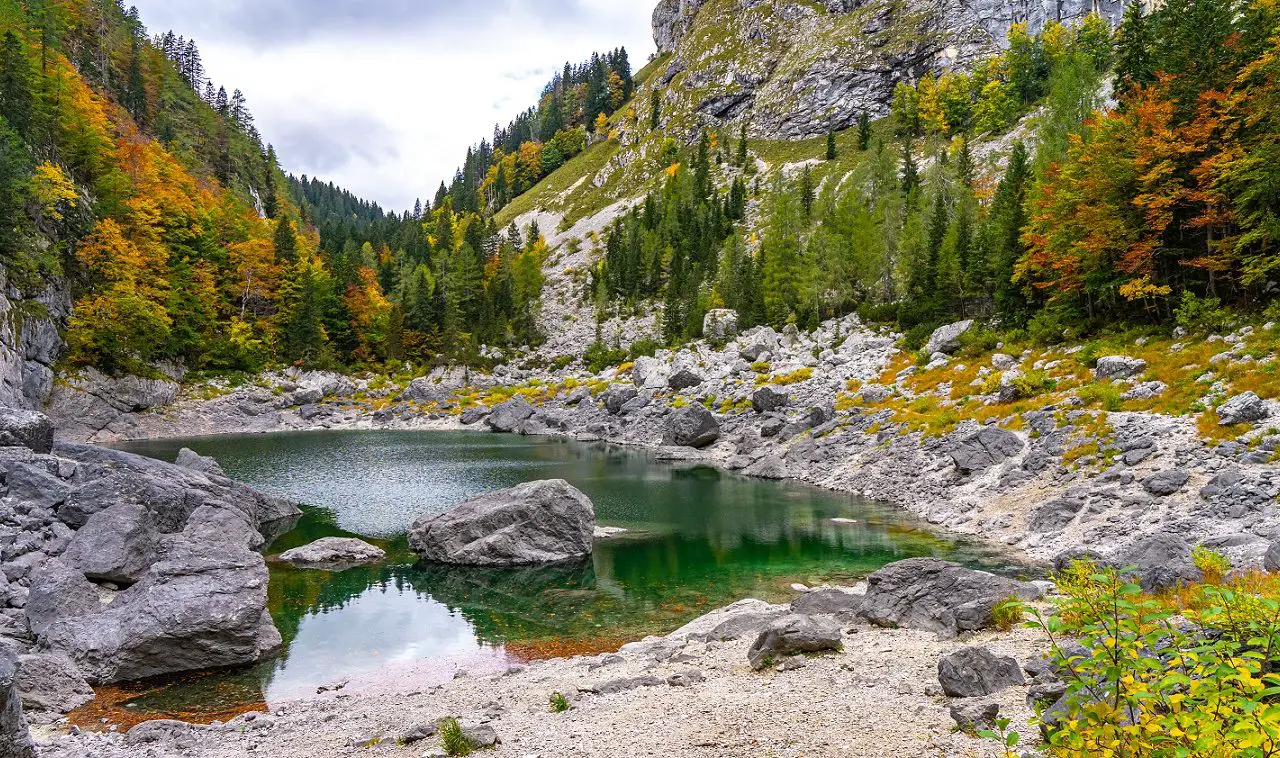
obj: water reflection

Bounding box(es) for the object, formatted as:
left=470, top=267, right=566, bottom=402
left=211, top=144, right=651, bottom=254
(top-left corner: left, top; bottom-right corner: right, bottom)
left=114, top=431, right=1021, bottom=717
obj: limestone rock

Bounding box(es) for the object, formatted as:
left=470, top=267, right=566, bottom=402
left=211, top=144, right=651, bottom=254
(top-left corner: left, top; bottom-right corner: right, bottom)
left=747, top=614, right=843, bottom=669
left=1112, top=532, right=1202, bottom=592
left=950, top=427, right=1023, bottom=475
left=174, top=448, right=226, bottom=478
left=858, top=558, right=1040, bottom=638
left=485, top=398, right=535, bottom=433
left=61, top=503, right=159, bottom=584
left=702, top=309, right=739, bottom=342
left=925, top=321, right=974, bottom=356
left=0, top=409, right=53, bottom=454
left=752, top=386, right=789, bottom=414
left=278, top=538, right=387, bottom=571
left=938, top=646, right=1024, bottom=697
left=0, top=646, right=34, bottom=758
left=667, top=368, right=705, bottom=391
left=1141, top=469, right=1190, bottom=497
left=662, top=405, right=720, bottom=448
left=1094, top=356, right=1147, bottom=380
left=949, top=700, right=1000, bottom=733
left=25, top=561, right=103, bottom=638
left=39, top=537, right=282, bottom=683
left=14, top=653, right=93, bottom=714
left=408, top=480, right=595, bottom=567
left=1218, top=392, right=1269, bottom=426
left=789, top=588, right=862, bottom=616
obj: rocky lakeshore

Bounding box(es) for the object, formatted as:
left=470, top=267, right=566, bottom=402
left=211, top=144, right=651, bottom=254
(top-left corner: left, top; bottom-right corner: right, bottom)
left=51, top=314, right=1280, bottom=572
left=40, top=562, right=1057, bottom=758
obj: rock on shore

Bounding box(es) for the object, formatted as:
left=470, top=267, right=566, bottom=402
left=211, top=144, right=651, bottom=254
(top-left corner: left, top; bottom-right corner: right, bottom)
left=408, top=480, right=596, bottom=566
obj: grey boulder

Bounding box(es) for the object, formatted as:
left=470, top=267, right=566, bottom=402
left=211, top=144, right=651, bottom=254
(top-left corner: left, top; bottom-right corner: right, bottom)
left=1112, top=532, right=1202, bottom=592
left=0, top=409, right=53, bottom=455
left=25, top=561, right=103, bottom=638
left=602, top=386, right=639, bottom=415
left=15, top=653, right=93, bottom=713
left=950, top=428, right=1024, bottom=475
left=485, top=398, right=535, bottom=433
left=938, top=646, right=1025, bottom=697
left=747, top=614, right=842, bottom=669
left=924, top=320, right=974, bottom=356
left=858, top=558, right=1040, bottom=638
left=1141, top=469, right=1190, bottom=497
left=1218, top=392, right=1269, bottom=426
left=0, top=646, right=34, bottom=758
left=662, top=405, right=720, bottom=448
left=174, top=448, right=226, bottom=478
left=279, top=537, right=386, bottom=571
left=1266, top=542, right=1280, bottom=573
left=949, top=700, right=1000, bottom=733
left=752, top=386, right=789, bottom=414
left=408, top=480, right=595, bottom=567
left=789, top=588, right=862, bottom=616
left=667, top=368, right=704, bottom=391
left=1094, top=356, right=1147, bottom=380
left=39, top=537, right=281, bottom=683
left=61, top=502, right=159, bottom=584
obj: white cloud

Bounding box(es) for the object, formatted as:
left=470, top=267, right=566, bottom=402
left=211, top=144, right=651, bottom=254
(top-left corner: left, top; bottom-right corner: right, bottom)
left=130, top=1, right=657, bottom=211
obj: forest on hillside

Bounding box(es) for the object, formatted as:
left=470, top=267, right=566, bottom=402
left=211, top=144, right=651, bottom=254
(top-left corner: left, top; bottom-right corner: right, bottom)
left=593, top=0, right=1280, bottom=356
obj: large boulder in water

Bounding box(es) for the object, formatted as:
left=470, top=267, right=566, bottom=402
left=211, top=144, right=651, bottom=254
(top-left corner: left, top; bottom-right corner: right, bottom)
left=858, top=558, right=1040, bottom=639
left=662, top=405, right=720, bottom=448
left=408, top=480, right=595, bottom=567
left=0, top=646, right=35, bottom=758
left=279, top=537, right=386, bottom=571
left=38, top=537, right=281, bottom=683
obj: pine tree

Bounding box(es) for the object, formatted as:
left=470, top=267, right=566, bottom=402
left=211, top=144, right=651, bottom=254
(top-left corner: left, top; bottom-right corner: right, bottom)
left=0, top=32, right=33, bottom=138
left=736, top=124, right=749, bottom=167
left=124, top=38, right=148, bottom=130
left=650, top=89, right=661, bottom=130
left=262, top=145, right=279, bottom=218
left=900, top=139, right=920, bottom=197
left=826, top=131, right=837, bottom=161
left=954, top=136, right=973, bottom=189
left=1116, top=1, right=1153, bottom=96
left=800, top=165, right=815, bottom=217
left=273, top=217, right=297, bottom=263
left=858, top=112, right=872, bottom=150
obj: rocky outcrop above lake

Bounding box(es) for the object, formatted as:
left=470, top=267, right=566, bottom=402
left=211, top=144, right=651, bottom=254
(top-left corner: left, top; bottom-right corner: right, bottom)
left=408, top=480, right=596, bottom=566
left=0, top=412, right=300, bottom=737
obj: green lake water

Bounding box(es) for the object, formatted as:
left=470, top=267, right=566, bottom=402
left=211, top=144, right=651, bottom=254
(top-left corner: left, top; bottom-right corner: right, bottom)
left=113, top=430, right=1024, bottom=717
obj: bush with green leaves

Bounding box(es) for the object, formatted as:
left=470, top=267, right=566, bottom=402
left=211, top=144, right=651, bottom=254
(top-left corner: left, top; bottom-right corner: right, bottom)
left=549, top=691, right=571, bottom=713
left=1008, top=562, right=1280, bottom=756
left=438, top=718, right=475, bottom=757
left=1174, top=292, right=1233, bottom=336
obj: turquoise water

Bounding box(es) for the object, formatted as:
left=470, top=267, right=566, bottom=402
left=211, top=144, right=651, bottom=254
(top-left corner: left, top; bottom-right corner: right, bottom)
left=112, top=430, right=1022, bottom=717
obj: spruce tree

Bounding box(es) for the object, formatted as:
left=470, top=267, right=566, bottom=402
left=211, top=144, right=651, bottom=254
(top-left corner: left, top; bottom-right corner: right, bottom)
left=649, top=89, right=660, bottom=130
left=800, top=165, right=815, bottom=217
left=273, top=217, right=297, bottom=263
left=857, top=112, right=872, bottom=151
left=900, top=139, right=920, bottom=197
left=736, top=124, right=749, bottom=167
left=826, top=131, right=837, bottom=161
left=125, top=38, right=148, bottom=130
left=0, top=32, right=33, bottom=138
left=1116, top=1, right=1153, bottom=96
left=262, top=144, right=279, bottom=219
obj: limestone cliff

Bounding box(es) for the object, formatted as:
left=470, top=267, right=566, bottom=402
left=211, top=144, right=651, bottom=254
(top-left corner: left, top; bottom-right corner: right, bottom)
left=0, top=263, right=69, bottom=411
left=650, top=0, right=1131, bottom=139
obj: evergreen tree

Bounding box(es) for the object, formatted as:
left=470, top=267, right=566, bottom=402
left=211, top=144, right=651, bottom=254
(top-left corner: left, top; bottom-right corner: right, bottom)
left=649, top=89, right=660, bottom=130
left=262, top=145, right=279, bottom=219
left=1116, top=2, right=1153, bottom=95
left=736, top=124, right=749, bottom=167
left=800, top=165, right=815, bottom=217
left=273, top=217, right=297, bottom=263
left=857, top=112, right=872, bottom=150
left=281, top=258, right=335, bottom=365
left=900, top=139, right=920, bottom=197
left=0, top=32, right=33, bottom=139
left=124, top=38, right=148, bottom=129
left=826, top=131, right=837, bottom=161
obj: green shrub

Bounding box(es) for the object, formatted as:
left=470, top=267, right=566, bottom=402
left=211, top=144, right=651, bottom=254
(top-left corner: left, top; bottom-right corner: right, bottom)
left=1027, top=310, right=1071, bottom=346
left=957, top=326, right=1001, bottom=359
left=903, top=323, right=935, bottom=352
left=1191, top=545, right=1232, bottom=583
left=1008, top=564, right=1280, bottom=756
left=1174, top=291, right=1233, bottom=335
left=583, top=342, right=627, bottom=374
left=857, top=301, right=899, bottom=325
left=628, top=339, right=663, bottom=361
left=438, top=718, right=474, bottom=757
left=1078, top=383, right=1124, bottom=411
left=549, top=692, right=571, bottom=713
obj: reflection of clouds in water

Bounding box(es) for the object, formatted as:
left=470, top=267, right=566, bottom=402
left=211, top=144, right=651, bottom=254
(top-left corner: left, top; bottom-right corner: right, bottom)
left=266, top=587, right=490, bottom=702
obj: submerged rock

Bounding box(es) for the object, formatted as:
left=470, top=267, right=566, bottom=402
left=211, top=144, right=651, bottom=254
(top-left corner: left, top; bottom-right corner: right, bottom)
left=408, top=480, right=595, bottom=566
left=279, top=538, right=387, bottom=571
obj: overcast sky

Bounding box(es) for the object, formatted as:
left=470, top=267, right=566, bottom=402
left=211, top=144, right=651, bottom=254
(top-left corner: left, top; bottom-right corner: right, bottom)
left=129, top=1, right=657, bottom=213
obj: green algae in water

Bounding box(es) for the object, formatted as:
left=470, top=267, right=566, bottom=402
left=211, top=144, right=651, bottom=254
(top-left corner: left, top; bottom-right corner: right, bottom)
left=114, top=431, right=1024, bottom=718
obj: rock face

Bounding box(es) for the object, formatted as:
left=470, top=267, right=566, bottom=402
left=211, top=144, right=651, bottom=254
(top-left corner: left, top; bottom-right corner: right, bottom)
left=1218, top=392, right=1269, bottom=426
left=662, top=405, right=720, bottom=448
left=14, top=654, right=93, bottom=714
left=950, top=427, right=1023, bottom=475
left=47, top=366, right=182, bottom=444
left=747, top=614, right=843, bottom=669
left=278, top=538, right=387, bottom=571
left=937, top=646, right=1024, bottom=697
left=61, top=503, right=159, bottom=584
left=408, top=480, right=596, bottom=567
left=174, top=448, right=226, bottom=478
left=40, top=537, right=281, bottom=683
left=859, top=559, right=1039, bottom=638
left=0, top=646, right=35, bottom=758
left=925, top=321, right=974, bottom=356
left=0, top=409, right=54, bottom=454
left=0, top=264, right=69, bottom=412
